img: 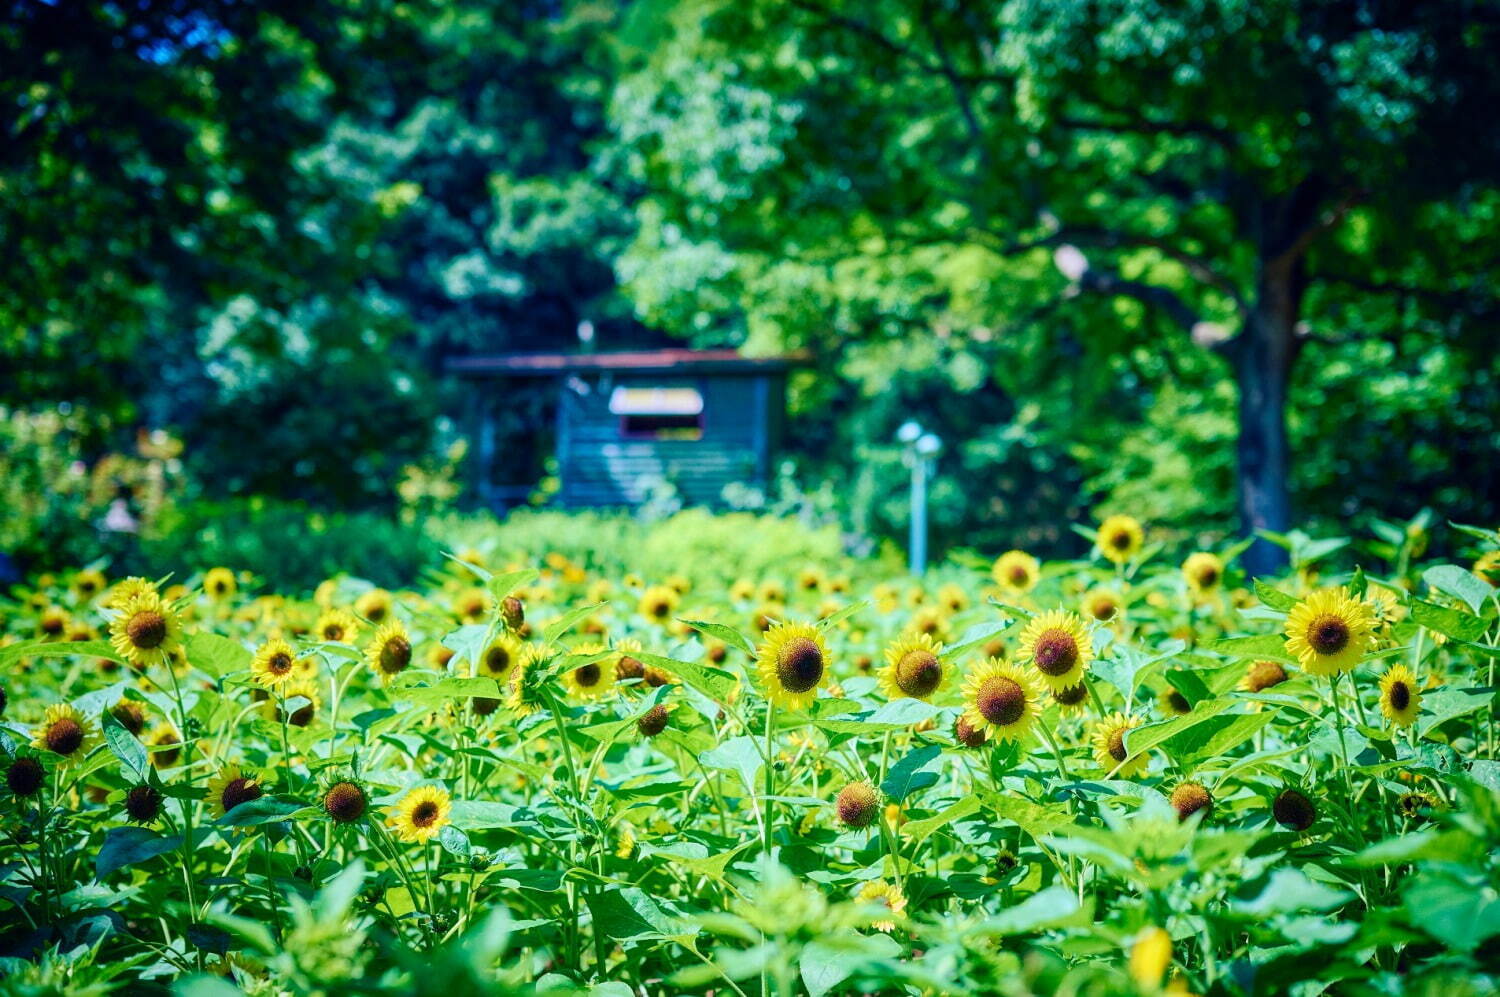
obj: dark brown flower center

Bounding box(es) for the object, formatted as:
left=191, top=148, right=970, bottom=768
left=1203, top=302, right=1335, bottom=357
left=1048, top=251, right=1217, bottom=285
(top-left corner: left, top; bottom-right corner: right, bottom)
left=7, top=756, right=44, bottom=796
left=976, top=676, right=1026, bottom=727
left=649, top=600, right=669, bottom=619
left=776, top=637, right=824, bottom=693
left=322, top=623, right=346, bottom=641
left=483, top=646, right=511, bottom=675
left=1388, top=681, right=1410, bottom=711
left=637, top=704, right=670, bottom=737
left=221, top=777, right=262, bottom=813
left=836, top=782, right=878, bottom=828
left=1008, top=567, right=1030, bottom=586
left=895, top=650, right=942, bottom=698
left=411, top=800, right=440, bottom=827
left=1033, top=630, right=1079, bottom=676
left=1171, top=783, right=1213, bottom=822
left=125, top=784, right=163, bottom=823
left=1166, top=690, right=1191, bottom=714
left=366, top=603, right=388, bottom=622
left=267, top=652, right=293, bottom=676
left=322, top=781, right=367, bottom=823
left=1106, top=727, right=1128, bottom=762
left=1194, top=566, right=1220, bottom=587
left=1247, top=660, right=1287, bottom=692
left=1090, top=598, right=1117, bottom=621
left=45, top=717, right=85, bottom=756
left=954, top=715, right=987, bottom=748
left=617, top=655, right=644, bottom=680
left=378, top=636, right=412, bottom=674
left=1053, top=683, right=1088, bottom=707
left=1272, top=788, right=1316, bottom=831
left=126, top=611, right=168, bottom=650
left=111, top=702, right=147, bottom=736
left=1307, top=615, right=1350, bottom=655
left=1109, top=530, right=1132, bottom=550
left=574, top=663, right=602, bottom=687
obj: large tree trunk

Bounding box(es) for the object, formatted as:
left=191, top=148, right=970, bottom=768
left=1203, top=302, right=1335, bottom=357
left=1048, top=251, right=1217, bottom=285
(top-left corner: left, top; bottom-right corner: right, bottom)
left=1236, top=253, right=1304, bottom=577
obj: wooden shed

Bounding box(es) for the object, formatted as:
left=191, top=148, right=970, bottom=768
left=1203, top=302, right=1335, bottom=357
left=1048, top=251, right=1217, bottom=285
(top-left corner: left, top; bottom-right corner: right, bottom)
left=448, top=349, right=803, bottom=508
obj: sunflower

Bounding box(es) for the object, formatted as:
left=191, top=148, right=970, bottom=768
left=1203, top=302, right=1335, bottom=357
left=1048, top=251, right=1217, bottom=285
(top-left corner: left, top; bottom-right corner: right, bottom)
left=1097, top=515, right=1145, bottom=565
left=562, top=645, right=617, bottom=701
left=991, top=550, right=1040, bottom=594
left=387, top=785, right=452, bottom=843
left=879, top=632, right=947, bottom=702
left=203, top=567, right=237, bottom=600
left=938, top=583, right=968, bottom=613
left=503, top=644, right=547, bottom=717
left=856, top=880, right=907, bottom=933
left=1169, top=781, right=1213, bottom=823
left=123, top=784, right=164, bottom=825
left=110, top=699, right=148, bottom=736
left=355, top=588, right=394, bottom=624
left=314, top=609, right=360, bottom=644
left=796, top=568, right=823, bottom=593
left=108, top=591, right=185, bottom=667
left=39, top=605, right=68, bottom=637
left=73, top=568, right=107, bottom=601
left=1396, top=791, right=1439, bottom=821
left=1082, top=588, right=1123, bottom=623
left=453, top=587, right=489, bottom=623
left=758, top=579, right=787, bottom=605
left=250, top=637, right=302, bottom=689
left=755, top=621, right=829, bottom=712
left=104, top=576, right=156, bottom=610
left=835, top=780, right=880, bottom=828
left=1378, top=664, right=1423, bottom=728
left=321, top=779, right=370, bottom=824
left=365, top=621, right=414, bottom=685
left=637, top=703, right=673, bottom=737
left=1158, top=687, right=1192, bottom=717
left=1283, top=587, right=1376, bottom=676
left=207, top=765, right=264, bottom=818
left=474, top=633, right=522, bottom=683
left=1018, top=610, right=1093, bottom=692
left=31, top=703, right=100, bottom=764
left=1091, top=713, right=1148, bottom=777
left=960, top=659, right=1040, bottom=742
left=638, top=585, right=680, bottom=626
left=147, top=724, right=183, bottom=768
left=5, top=754, right=45, bottom=797
left=729, top=578, right=755, bottom=602
left=613, top=637, right=646, bottom=684
left=1182, top=552, right=1224, bottom=596
left=1272, top=788, right=1317, bottom=831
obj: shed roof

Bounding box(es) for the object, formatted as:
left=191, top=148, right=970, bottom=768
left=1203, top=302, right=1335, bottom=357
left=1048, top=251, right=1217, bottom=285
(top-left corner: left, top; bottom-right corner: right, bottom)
left=446, top=348, right=807, bottom=378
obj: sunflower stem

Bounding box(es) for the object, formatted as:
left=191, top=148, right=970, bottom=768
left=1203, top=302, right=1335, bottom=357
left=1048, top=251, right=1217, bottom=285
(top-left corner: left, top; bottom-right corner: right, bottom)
left=1034, top=717, right=1071, bottom=783
left=762, top=703, right=777, bottom=858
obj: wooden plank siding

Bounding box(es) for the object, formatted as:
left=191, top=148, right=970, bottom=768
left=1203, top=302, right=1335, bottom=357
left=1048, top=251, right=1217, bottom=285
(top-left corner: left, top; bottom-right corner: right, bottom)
left=556, top=373, right=777, bottom=507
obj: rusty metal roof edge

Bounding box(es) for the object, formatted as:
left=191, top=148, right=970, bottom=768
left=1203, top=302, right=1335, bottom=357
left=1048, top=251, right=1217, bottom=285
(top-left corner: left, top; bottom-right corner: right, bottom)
left=445, top=348, right=811, bottom=376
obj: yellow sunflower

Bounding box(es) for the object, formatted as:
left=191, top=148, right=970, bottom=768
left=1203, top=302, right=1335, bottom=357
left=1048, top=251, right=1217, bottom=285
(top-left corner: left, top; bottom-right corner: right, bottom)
left=147, top=724, right=183, bottom=768
left=203, top=567, right=237, bottom=600
left=757, top=579, right=787, bottom=605
left=387, top=785, right=452, bottom=843
left=562, top=645, right=617, bottom=701
left=1473, top=549, right=1500, bottom=587
left=756, top=621, right=829, bottom=712
left=355, top=588, right=394, bottom=624
left=104, top=576, right=156, bottom=610
left=453, top=586, right=490, bottom=623
left=1051, top=682, right=1091, bottom=715
left=1378, top=664, right=1423, bottom=728
left=503, top=644, right=547, bottom=717
left=73, top=568, right=107, bottom=601
left=31, top=704, right=100, bottom=764
left=264, top=680, right=322, bottom=728
left=638, top=585, right=680, bottom=626
left=1091, top=713, right=1149, bottom=778
left=1182, top=552, right=1224, bottom=596
left=1018, top=610, right=1093, bottom=692
left=207, top=765, right=264, bottom=818
left=1283, top=587, right=1376, bottom=676
left=938, top=583, right=968, bottom=613
left=250, top=637, right=302, bottom=689
left=365, top=621, right=414, bottom=684
left=314, top=609, right=361, bottom=644
left=960, top=659, right=1039, bottom=742
left=1082, top=588, right=1123, bottom=623
left=729, top=578, right=755, bottom=602
left=475, top=633, right=522, bottom=682
left=1097, top=515, right=1145, bottom=565
left=991, top=550, right=1040, bottom=594
left=879, top=632, right=947, bottom=702
left=856, top=880, right=907, bottom=933
left=108, top=591, right=185, bottom=667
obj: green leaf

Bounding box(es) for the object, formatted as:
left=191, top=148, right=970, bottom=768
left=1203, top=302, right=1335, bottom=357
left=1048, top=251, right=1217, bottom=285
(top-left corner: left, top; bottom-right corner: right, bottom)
left=96, top=826, right=180, bottom=878
left=980, top=791, right=1072, bottom=839
left=101, top=709, right=148, bottom=781
left=1417, top=687, right=1495, bottom=737
left=1253, top=580, right=1298, bottom=611
left=898, top=794, right=981, bottom=846
left=0, top=639, right=126, bottom=671
left=1422, top=565, right=1493, bottom=615
left=438, top=823, right=472, bottom=858
left=1123, top=698, right=1234, bottom=758
left=187, top=633, right=251, bottom=677
left=816, top=600, right=867, bottom=630
left=679, top=619, right=755, bottom=656
left=1169, top=711, right=1276, bottom=769
left=542, top=603, right=605, bottom=645
left=632, top=651, right=739, bottom=703
left=1233, top=868, right=1353, bottom=917
left=975, top=885, right=1082, bottom=934
left=488, top=568, right=540, bottom=602
left=880, top=744, right=942, bottom=802
left=945, top=620, right=1012, bottom=661
left=586, top=887, right=686, bottom=941
left=699, top=735, right=764, bottom=793
left=1409, top=599, right=1487, bottom=642
left=216, top=796, right=303, bottom=827
left=1207, top=634, right=1294, bottom=663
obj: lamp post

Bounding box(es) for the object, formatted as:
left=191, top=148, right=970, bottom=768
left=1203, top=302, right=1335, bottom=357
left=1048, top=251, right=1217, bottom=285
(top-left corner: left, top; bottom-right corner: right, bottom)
left=898, top=422, right=942, bottom=576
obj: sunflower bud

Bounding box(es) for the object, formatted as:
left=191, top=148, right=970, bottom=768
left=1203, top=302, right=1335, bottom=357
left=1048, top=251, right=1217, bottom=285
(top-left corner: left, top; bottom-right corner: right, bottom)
left=501, top=596, right=525, bottom=631
left=1169, top=781, right=1213, bottom=823
left=836, top=781, right=880, bottom=829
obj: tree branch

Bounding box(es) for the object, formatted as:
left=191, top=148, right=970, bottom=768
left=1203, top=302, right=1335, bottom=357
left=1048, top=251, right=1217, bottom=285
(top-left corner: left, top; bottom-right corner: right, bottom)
left=1074, top=266, right=1204, bottom=333
left=1268, top=189, right=1364, bottom=272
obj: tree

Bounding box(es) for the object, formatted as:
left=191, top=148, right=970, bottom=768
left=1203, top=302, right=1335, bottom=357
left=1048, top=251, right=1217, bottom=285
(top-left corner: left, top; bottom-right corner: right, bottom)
left=611, top=0, right=1500, bottom=570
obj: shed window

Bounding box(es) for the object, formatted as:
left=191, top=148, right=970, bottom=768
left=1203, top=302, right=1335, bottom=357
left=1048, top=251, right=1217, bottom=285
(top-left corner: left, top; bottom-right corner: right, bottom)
left=610, top=386, right=705, bottom=440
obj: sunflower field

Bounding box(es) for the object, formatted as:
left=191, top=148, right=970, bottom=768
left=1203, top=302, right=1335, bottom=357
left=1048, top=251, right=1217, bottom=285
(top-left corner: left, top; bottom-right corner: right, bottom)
left=2, top=516, right=1499, bottom=996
